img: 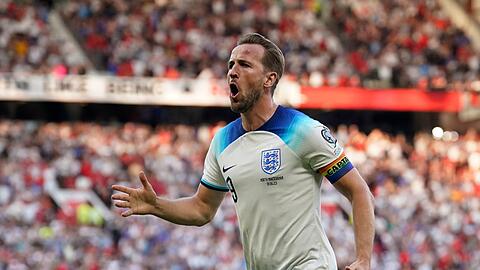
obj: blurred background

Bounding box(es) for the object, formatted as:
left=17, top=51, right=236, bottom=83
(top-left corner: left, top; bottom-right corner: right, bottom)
left=0, top=0, right=480, bottom=269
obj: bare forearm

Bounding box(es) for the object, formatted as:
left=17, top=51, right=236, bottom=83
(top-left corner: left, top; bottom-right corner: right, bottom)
left=112, top=174, right=224, bottom=224
left=150, top=196, right=214, bottom=226
left=351, top=190, right=375, bottom=262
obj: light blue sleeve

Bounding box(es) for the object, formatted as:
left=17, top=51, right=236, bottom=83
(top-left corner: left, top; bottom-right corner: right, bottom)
left=299, top=123, right=354, bottom=183
left=301, top=124, right=344, bottom=170
left=282, top=114, right=348, bottom=176
left=200, top=130, right=229, bottom=192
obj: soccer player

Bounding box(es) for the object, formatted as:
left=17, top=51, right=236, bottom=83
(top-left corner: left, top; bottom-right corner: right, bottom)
left=112, top=33, right=375, bottom=270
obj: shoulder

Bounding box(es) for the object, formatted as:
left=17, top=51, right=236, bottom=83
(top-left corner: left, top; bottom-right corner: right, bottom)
left=214, top=117, right=243, bottom=141
left=261, top=106, right=326, bottom=148
left=282, top=106, right=321, bottom=129
left=211, top=118, right=245, bottom=156
left=268, top=106, right=323, bottom=134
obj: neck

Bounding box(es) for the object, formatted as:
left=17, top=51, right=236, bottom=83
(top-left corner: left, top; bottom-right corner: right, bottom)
left=241, top=96, right=278, bottom=131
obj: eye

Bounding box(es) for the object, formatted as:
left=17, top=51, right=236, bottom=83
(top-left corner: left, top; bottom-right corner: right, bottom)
left=240, top=62, right=250, bottom=67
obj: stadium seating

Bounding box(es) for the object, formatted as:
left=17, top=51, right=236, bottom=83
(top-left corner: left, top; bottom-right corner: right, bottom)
left=1, top=120, right=479, bottom=269
left=0, top=1, right=87, bottom=75
left=2, top=1, right=480, bottom=269
left=3, top=0, right=478, bottom=90
left=58, top=0, right=479, bottom=89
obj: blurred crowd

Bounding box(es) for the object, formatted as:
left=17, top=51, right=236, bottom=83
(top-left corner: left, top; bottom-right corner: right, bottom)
left=0, top=120, right=245, bottom=270
left=2, top=0, right=479, bottom=90
left=330, top=0, right=479, bottom=90
left=331, top=125, right=480, bottom=269
left=60, top=0, right=339, bottom=80
left=57, top=0, right=480, bottom=90
left=0, top=1, right=87, bottom=76
left=0, top=119, right=479, bottom=269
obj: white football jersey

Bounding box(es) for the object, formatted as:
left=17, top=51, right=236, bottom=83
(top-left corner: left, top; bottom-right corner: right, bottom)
left=201, top=106, right=354, bottom=270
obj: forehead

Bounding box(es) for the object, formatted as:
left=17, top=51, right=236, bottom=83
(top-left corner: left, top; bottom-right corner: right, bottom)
left=229, top=44, right=265, bottom=63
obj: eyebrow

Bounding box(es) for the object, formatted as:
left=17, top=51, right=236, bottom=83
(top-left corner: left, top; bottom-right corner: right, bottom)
left=228, top=59, right=253, bottom=67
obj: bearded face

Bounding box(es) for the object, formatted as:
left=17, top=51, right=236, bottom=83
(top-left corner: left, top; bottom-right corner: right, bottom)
left=229, top=79, right=263, bottom=113
left=227, top=44, right=268, bottom=114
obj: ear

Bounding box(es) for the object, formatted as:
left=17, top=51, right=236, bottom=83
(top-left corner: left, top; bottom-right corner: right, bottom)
left=264, top=72, right=278, bottom=89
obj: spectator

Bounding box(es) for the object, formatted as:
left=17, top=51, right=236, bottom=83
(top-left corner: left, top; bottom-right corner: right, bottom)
left=1, top=120, right=479, bottom=269
left=58, top=0, right=480, bottom=90
left=0, top=1, right=87, bottom=75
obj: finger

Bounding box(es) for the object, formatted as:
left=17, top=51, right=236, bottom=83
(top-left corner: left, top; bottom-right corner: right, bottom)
left=114, top=201, right=130, bottom=208
left=122, top=209, right=134, bottom=217
left=139, top=171, right=153, bottom=191
left=112, top=185, right=134, bottom=194
left=111, top=193, right=129, bottom=201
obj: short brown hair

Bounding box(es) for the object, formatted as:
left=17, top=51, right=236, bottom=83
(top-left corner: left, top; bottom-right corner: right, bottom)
left=237, top=33, right=285, bottom=94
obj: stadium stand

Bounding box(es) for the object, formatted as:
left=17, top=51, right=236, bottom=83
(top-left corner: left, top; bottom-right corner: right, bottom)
left=1, top=0, right=480, bottom=269
left=329, top=0, right=479, bottom=90
left=0, top=120, right=479, bottom=269
left=0, top=1, right=88, bottom=75
left=58, top=0, right=479, bottom=89
left=2, top=0, right=479, bottom=90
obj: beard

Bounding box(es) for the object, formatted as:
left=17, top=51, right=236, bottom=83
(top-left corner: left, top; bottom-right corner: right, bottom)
left=230, top=87, right=262, bottom=113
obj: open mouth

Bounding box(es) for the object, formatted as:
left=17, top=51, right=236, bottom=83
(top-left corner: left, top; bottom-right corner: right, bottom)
left=229, top=83, right=239, bottom=98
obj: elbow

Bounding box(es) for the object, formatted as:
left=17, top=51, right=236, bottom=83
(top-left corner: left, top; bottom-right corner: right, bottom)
left=368, top=189, right=375, bottom=209
left=193, top=212, right=214, bottom=227
left=194, top=217, right=211, bottom=227
left=192, top=196, right=220, bottom=226
left=360, top=182, right=375, bottom=207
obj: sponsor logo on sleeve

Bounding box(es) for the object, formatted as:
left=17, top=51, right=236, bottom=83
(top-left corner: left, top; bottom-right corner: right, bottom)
left=321, top=127, right=337, bottom=148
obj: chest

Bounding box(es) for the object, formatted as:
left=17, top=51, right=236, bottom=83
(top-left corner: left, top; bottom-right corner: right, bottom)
left=218, top=133, right=301, bottom=191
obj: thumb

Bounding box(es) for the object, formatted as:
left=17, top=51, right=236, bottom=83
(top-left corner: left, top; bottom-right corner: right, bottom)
left=139, top=171, right=154, bottom=192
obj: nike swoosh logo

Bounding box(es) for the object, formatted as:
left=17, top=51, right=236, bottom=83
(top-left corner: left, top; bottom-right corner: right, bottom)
left=222, top=165, right=236, bottom=173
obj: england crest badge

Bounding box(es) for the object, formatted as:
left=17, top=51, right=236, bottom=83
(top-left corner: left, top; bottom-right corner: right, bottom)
left=261, top=149, right=281, bottom=174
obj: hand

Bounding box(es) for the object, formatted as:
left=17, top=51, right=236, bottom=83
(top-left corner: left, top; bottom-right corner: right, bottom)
left=111, top=171, right=158, bottom=217
left=345, top=259, right=370, bottom=270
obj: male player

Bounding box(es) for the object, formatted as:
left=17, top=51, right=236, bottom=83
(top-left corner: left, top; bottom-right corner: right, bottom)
left=112, top=33, right=375, bottom=270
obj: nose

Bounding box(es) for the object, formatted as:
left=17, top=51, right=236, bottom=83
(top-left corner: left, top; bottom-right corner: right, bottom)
left=228, top=64, right=239, bottom=80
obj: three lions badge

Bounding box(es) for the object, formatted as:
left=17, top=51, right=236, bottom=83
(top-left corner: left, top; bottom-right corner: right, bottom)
left=261, top=149, right=281, bottom=174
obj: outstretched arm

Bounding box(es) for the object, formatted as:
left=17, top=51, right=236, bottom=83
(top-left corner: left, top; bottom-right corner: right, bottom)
left=112, top=172, right=225, bottom=226
left=333, top=168, right=375, bottom=270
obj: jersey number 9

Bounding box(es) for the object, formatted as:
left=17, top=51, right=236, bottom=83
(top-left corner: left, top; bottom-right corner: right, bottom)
left=226, top=177, right=238, bottom=203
